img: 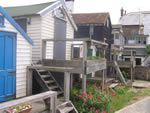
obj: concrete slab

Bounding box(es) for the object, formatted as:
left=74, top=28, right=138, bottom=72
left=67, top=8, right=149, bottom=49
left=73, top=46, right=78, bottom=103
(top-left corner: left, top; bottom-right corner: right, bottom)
left=115, top=97, right=150, bottom=113
left=132, top=80, right=150, bottom=88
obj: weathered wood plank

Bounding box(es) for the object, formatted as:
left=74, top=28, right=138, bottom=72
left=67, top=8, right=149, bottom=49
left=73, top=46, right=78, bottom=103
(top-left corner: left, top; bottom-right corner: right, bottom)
left=86, top=59, right=107, bottom=74
left=43, top=59, right=83, bottom=68
left=28, top=65, right=84, bottom=74
left=0, top=91, right=57, bottom=113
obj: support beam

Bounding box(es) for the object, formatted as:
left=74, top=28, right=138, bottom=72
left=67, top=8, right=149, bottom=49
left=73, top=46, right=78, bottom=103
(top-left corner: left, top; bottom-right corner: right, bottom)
left=64, top=72, right=71, bottom=102
left=82, top=75, right=86, bottom=92
left=82, top=41, right=87, bottom=92
left=26, top=68, right=33, bottom=96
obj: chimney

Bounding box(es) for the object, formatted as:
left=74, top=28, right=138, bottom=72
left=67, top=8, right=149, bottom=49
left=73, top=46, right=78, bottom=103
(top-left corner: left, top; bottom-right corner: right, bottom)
left=121, top=8, right=124, bottom=17
left=65, top=0, right=75, bottom=13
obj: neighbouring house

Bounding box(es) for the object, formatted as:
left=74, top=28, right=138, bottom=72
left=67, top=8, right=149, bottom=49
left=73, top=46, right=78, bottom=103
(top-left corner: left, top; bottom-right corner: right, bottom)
left=72, top=13, right=112, bottom=60
left=0, top=6, right=33, bottom=102
left=112, top=24, right=125, bottom=47
left=4, top=0, right=77, bottom=64
left=119, top=9, right=149, bottom=66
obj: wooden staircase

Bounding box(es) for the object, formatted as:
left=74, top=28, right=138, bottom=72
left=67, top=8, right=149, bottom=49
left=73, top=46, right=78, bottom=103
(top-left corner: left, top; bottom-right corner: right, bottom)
left=113, top=61, right=127, bottom=86
left=56, top=101, right=78, bottom=113
left=33, top=69, right=64, bottom=97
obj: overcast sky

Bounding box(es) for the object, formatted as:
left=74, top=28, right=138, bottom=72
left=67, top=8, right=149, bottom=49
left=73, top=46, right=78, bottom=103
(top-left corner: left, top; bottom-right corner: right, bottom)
left=1, top=0, right=150, bottom=24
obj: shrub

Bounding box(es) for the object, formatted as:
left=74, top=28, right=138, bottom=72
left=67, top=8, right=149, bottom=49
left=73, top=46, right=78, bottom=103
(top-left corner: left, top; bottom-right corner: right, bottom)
left=114, top=86, right=125, bottom=94
left=71, top=84, right=115, bottom=113
left=122, top=71, right=128, bottom=79
left=146, top=45, right=150, bottom=55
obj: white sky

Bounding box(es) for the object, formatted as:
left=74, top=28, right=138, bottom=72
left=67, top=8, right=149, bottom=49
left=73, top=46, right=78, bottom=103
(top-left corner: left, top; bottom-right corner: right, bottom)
left=1, top=0, right=150, bottom=24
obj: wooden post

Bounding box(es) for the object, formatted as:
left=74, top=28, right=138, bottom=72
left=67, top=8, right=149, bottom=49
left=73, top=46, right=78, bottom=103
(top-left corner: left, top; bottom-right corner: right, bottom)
left=42, top=40, right=46, bottom=60
left=131, top=51, right=133, bottom=82
left=50, top=95, right=57, bottom=113
left=64, top=72, right=71, bottom=102
left=82, top=41, right=87, bottom=92
left=70, top=73, right=73, bottom=89
left=26, top=67, right=32, bottom=96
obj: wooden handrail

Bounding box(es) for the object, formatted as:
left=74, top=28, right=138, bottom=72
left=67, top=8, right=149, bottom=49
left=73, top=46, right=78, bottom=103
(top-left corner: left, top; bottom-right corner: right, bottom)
left=0, top=91, right=57, bottom=113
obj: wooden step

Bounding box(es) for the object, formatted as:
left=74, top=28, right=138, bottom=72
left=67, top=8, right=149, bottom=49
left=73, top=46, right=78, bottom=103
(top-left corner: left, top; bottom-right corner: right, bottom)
left=48, top=85, right=59, bottom=90
left=57, top=91, right=63, bottom=95
left=37, top=70, right=47, bottom=73
left=41, top=75, right=50, bottom=78
left=45, top=80, right=55, bottom=84
left=60, top=106, right=74, bottom=113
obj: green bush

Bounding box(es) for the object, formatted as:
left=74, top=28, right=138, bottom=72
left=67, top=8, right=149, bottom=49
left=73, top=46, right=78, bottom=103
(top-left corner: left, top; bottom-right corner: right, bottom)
left=146, top=45, right=150, bottom=55
left=87, top=56, right=102, bottom=60
left=71, top=84, right=115, bottom=113
left=114, top=86, right=125, bottom=94
left=122, top=71, right=128, bottom=78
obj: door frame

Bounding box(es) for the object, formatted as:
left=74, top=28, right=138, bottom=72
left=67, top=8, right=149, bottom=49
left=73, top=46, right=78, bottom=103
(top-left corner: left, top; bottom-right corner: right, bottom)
left=0, top=30, right=17, bottom=101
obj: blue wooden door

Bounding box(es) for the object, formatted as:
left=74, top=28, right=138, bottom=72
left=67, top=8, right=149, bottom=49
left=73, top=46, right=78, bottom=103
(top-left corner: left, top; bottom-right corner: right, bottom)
left=0, top=31, right=16, bottom=102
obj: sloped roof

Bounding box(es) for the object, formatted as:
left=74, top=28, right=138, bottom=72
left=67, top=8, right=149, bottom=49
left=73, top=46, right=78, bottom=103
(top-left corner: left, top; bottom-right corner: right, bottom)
left=119, top=11, right=150, bottom=25
left=72, top=13, right=110, bottom=24
left=4, top=1, right=56, bottom=17
left=0, top=6, right=33, bottom=45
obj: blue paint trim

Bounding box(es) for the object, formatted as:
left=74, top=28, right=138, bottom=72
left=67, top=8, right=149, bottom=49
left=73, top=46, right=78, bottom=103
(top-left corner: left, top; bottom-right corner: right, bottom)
left=0, top=6, right=33, bottom=45
left=0, top=15, right=5, bottom=27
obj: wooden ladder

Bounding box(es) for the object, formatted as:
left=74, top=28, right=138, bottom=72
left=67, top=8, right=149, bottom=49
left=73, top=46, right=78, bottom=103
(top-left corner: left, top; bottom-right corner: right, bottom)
left=56, top=101, right=78, bottom=113
left=33, top=69, right=64, bottom=97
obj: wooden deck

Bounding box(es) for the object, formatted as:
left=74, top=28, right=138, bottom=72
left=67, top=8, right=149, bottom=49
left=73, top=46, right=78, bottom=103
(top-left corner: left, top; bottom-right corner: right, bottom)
left=42, top=58, right=106, bottom=74
left=107, top=61, right=134, bottom=68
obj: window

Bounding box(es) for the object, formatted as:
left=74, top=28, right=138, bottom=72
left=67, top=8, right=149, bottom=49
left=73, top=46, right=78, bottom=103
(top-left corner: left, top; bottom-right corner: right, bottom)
left=0, top=15, right=4, bottom=27
left=115, top=34, right=119, bottom=39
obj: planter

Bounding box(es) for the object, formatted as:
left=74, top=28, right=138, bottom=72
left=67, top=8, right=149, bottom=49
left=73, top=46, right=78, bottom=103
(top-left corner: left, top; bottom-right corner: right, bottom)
left=5, top=104, right=32, bottom=113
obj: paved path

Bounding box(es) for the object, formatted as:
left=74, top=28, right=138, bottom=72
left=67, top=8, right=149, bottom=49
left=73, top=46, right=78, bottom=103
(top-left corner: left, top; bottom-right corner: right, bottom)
left=116, top=97, right=150, bottom=113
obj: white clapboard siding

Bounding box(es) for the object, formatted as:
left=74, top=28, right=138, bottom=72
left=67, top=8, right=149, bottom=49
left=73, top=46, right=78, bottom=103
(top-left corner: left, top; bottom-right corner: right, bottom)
left=41, top=12, right=54, bottom=59
left=0, top=16, right=32, bottom=98
left=66, top=17, right=74, bottom=60
left=27, top=16, right=41, bottom=63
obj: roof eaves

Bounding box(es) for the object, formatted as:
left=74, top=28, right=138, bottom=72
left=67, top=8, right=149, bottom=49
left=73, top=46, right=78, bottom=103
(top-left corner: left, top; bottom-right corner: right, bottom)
left=39, top=0, right=77, bottom=31
left=0, top=6, right=33, bottom=45
left=38, top=1, right=61, bottom=16
left=61, top=4, right=77, bottom=31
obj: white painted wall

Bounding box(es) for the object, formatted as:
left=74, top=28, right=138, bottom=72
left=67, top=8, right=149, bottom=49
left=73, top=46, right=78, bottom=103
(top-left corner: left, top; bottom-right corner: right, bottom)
left=41, top=12, right=55, bottom=59
left=27, top=16, right=41, bottom=64
left=66, top=17, right=74, bottom=60
left=0, top=15, right=32, bottom=98
left=40, top=8, right=74, bottom=60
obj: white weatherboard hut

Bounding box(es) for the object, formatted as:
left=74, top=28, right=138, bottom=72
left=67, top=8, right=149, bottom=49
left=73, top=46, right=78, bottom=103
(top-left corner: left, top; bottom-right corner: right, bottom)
left=0, top=6, right=33, bottom=102
left=5, top=0, right=77, bottom=63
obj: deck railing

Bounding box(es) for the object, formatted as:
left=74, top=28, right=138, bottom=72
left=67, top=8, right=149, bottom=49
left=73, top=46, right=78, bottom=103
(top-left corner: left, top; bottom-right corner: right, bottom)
left=0, top=91, right=57, bottom=113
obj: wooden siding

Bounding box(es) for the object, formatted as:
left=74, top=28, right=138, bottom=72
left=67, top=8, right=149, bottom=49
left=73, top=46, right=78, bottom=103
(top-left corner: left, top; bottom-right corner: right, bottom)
left=41, top=12, right=54, bottom=59
left=66, top=17, right=74, bottom=60
left=41, top=9, right=74, bottom=60
left=27, top=16, right=41, bottom=64
left=0, top=16, right=32, bottom=98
